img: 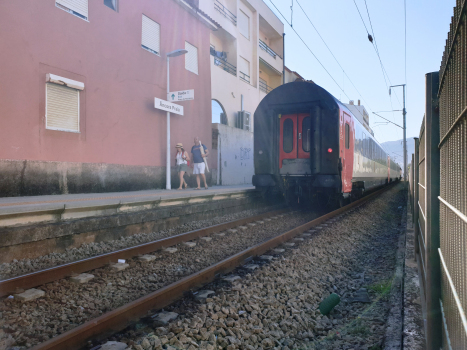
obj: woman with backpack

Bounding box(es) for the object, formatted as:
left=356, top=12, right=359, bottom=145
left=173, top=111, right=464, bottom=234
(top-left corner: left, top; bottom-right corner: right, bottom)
left=175, top=143, right=190, bottom=190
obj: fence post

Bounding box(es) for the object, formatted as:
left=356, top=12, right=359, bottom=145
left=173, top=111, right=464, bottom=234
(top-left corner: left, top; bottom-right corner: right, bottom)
left=413, top=137, right=419, bottom=258
left=425, top=71, right=441, bottom=350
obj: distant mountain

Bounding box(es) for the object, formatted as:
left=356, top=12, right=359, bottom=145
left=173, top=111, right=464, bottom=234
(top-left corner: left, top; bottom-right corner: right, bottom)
left=381, top=137, right=417, bottom=173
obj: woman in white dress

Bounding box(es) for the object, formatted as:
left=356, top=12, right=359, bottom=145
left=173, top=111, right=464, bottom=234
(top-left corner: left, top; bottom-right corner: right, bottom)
left=175, top=143, right=190, bottom=190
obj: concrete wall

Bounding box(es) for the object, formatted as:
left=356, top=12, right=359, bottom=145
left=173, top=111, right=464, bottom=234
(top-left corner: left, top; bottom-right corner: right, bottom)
left=0, top=0, right=212, bottom=196
left=212, top=123, right=254, bottom=185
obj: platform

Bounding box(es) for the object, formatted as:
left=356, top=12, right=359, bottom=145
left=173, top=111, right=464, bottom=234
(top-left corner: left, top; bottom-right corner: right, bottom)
left=0, top=185, right=255, bottom=227
left=0, top=185, right=266, bottom=263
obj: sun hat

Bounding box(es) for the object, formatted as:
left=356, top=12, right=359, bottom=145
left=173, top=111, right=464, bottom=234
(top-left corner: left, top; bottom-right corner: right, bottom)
left=175, top=143, right=183, bottom=148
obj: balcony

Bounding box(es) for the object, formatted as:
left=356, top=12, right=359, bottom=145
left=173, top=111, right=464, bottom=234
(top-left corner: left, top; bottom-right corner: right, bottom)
left=259, top=39, right=279, bottom=59
left=259, top=78, right=273, bottom=94
left=239, top=71, right=250, bottom=84
left=210, top=47, right=237, bottom=77
left=214, top=0, right=236, bottom=26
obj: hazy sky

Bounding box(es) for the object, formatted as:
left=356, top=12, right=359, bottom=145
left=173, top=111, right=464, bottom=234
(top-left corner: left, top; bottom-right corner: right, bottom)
left=265, top=0, right=456, bottom=145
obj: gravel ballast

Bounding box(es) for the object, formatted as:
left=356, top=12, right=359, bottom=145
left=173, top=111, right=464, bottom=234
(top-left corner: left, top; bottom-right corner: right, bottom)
left=0, top=206, right=281, bottom=280
left=111, top=184, right=407, bottom=350
left=1, top=209, right=322, bottom=349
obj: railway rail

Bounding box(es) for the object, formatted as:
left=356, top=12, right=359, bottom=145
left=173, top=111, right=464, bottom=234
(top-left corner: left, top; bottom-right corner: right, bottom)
left=0, top=208, right=289, bottom=298
left=23, top=183, right=395, bottom=350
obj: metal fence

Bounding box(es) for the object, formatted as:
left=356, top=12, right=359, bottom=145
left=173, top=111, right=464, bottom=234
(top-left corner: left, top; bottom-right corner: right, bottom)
left=412, top=2, right=467, bottom=349
left=438, top=1, right=467, bottom=348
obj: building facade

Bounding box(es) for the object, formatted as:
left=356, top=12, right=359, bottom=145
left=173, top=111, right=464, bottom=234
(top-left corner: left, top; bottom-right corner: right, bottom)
left=0, top=0, right=216, bottom=196
left=199, top=0, right=284, bottom=185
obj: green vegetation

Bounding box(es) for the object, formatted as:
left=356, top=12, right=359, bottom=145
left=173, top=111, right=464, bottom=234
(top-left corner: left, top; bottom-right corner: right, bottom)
left=367, top=279, right=392, bottom=296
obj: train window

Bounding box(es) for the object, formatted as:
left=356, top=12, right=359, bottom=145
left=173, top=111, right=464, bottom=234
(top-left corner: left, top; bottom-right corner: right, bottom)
left=283, top=118, right=294, bottom=153
left=302, top=117, right=311, bottom=152
left=345, top=123, right=350, bottom=149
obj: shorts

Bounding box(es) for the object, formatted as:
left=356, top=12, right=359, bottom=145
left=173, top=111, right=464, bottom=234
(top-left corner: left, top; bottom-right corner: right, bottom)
left=193, top=162, right=205, bottom=175
left=177, top=163, right=189, bottom=173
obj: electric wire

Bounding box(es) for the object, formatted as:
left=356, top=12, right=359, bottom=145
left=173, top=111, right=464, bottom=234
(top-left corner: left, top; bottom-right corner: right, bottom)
left=353, top=0, right=403, bottom=112
left=295, top=0, right=375, bottom=113
left=268, top=0, right=397, bottom=149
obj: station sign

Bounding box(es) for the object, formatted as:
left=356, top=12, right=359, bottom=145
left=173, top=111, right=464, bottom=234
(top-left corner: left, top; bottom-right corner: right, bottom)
left=167, top=89, right=194, bottom=102
left=154, top=97, right=184, bottom=116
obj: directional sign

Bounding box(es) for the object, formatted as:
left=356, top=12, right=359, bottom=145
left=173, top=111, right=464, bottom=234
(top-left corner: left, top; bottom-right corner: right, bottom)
left=154, top=97, right=184, bottom=115
left=167, top=89, right=194, bottom=102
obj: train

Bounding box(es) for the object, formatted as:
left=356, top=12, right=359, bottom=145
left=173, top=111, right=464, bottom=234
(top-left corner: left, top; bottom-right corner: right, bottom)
left=252, top=81, right=401, bottom=206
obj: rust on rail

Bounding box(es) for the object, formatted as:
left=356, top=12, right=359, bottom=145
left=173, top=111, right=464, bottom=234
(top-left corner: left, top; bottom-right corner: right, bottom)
left=0, top=208, right=287, bottom=297
left=31, top=183, right=394, bottom=350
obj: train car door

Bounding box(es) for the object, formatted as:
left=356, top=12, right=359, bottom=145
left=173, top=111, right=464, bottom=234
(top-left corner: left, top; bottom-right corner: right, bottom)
left=298, top=114, right=311, bottom=159
left=279, top=115, right=297, bottom=168
left=342, top=113, right=354, bottom=192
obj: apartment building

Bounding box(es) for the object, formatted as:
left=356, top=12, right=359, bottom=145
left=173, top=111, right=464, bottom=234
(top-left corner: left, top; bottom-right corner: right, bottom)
left=0, top=0, right=217, bottom=196
left=199, top=0, right=284, bottom=185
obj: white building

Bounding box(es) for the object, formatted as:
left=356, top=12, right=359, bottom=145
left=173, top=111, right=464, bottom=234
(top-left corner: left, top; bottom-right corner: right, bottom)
left=199, top=0, right=284, bottom=185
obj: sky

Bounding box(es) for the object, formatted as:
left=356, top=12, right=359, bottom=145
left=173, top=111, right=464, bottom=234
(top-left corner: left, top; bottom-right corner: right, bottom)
left=264, top=0, right=456, bottom=145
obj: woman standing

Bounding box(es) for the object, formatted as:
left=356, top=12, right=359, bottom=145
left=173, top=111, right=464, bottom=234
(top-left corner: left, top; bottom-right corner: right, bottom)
left=175, top=143, right=190, bottom=190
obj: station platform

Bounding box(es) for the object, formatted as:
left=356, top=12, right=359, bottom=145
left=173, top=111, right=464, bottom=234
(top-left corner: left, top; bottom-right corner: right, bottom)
left=0, top=185, right=255, bottom=227
left=0, top=185, right=266, bottom=263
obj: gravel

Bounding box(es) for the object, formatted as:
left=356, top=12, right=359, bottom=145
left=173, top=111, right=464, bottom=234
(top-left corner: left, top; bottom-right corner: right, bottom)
left=112, top=184, right=407, bottom=350
left=0, top=206, right=280, bottom=280
left=1, top=210, right=320, bottom=349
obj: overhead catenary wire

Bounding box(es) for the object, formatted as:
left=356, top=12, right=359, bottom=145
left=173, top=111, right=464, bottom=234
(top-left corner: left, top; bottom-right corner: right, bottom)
left=353, top=0, right=403, bottom=112
left=268, top=0, right=396, bottom=151
left=295, top=0, right=375, bottom=113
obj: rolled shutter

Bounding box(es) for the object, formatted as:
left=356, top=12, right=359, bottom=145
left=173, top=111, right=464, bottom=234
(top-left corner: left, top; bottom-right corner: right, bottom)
left=142, top=15, right=161, bottom=54
left=239, top=57, right=249, bottom=76
left=46, top=83, right=80, bottom=132
left=185, top=42, right=198, bottom=74
left=56, top=0, right=88, bottom=19
left=238, top=10, right=249, bottom=39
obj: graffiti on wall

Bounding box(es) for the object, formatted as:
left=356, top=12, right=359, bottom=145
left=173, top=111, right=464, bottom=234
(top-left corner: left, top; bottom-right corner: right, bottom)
left=240, top=147, right=251, bottom=161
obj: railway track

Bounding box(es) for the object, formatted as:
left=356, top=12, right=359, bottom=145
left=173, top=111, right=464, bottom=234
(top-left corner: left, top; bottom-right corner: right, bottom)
left=3, top=183, right=394, bottom=350
left=0, top=209, right=289, bottom=298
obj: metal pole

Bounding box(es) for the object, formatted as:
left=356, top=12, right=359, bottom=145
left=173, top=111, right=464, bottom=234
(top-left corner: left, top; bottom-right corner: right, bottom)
left=403, top=85, right=407, bottom=182
left=166, top=56, right=171, bottom=190
left=282, top=33, right=285, bottom=84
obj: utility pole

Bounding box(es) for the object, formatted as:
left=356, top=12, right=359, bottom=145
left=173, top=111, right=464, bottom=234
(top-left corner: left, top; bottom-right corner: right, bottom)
left=389, top=84, right=407, bottom=182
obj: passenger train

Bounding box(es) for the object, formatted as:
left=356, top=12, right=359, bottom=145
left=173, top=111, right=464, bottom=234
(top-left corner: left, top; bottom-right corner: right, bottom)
left=252, top=82, right=401, bottom=206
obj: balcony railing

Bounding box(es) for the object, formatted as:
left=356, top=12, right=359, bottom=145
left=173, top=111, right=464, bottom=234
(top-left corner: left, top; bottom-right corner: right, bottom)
left=210, top=47, right=237, bottom=77
left=239, top=71, right=250, bottom=84
left=214, top=0, right=236, bottom=26
left=259, top=78, right=273, bottom=94
left=259, top=39, right=279, bottom=59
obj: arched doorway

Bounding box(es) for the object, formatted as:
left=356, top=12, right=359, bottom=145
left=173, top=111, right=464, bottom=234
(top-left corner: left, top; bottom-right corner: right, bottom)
left=212, top=100, right=228, bottom=125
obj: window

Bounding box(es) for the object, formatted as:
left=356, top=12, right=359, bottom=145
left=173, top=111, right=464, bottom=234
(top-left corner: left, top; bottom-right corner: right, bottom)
left=185, top=41, right=198, bottom=74
left=56, top=0, right=88, bottom=20
left=212, top=100, right=228, bottom=125
left=345, top=123, right=350, bottom=149
left=283, top=119, right=293, bottom=153
left=302, top=117, right=311, bottom=152
left=104, top=0, right=118, bottom=11
left=238, top=10, right=250, bottom=39
left=142, top=15, right=160, bottom=55
left=46, top=74, right=84, bottom=132
left=239, top=57, right=250, bottom=83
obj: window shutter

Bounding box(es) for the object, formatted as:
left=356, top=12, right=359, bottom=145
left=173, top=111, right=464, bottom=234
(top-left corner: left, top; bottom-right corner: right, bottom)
left=238, top=10, right=249, bottom=39
left=185, top=42, right=198, bottom=74
left=239, top=57, right=249, bottom=76
left=46, top=83, right=80, bottom=132
left=142, top=15, right=161, bottom=54
left=56, top=0, right=88, bottom=19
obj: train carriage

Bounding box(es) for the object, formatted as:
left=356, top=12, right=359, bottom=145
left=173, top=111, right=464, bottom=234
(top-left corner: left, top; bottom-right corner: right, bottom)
left=252, top=81, right=400, bottom=205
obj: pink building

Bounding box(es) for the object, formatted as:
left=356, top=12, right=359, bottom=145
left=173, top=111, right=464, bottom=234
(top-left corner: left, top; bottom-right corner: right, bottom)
left=0, top=0, right=217, bottom=196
